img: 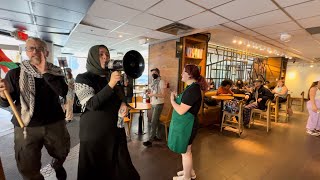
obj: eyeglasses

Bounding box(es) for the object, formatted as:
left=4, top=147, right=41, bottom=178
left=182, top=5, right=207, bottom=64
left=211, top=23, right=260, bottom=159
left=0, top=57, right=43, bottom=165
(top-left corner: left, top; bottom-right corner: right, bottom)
left=25, top=46, right=45, bottom=52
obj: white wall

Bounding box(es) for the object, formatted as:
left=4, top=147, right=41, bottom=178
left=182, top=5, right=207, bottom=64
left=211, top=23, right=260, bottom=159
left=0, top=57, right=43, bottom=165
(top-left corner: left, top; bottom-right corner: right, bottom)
left=285, top=63, right=320, bottom=98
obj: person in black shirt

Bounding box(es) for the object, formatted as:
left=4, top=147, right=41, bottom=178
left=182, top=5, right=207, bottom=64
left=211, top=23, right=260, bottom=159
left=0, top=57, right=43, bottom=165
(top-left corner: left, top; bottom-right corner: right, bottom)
left=169, top=64, right=208, bottom=180
left=0, top=37, right=70, bottom=180
left=74, top=45, right=139, bottom=180
left=243, top=79, right=274, bottom=126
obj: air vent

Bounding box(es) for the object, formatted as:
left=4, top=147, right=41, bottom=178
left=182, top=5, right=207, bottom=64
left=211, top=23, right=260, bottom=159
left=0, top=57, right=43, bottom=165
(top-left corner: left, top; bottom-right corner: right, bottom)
left=306, top=26, right=320, bottom=35
left=156, top=22, right=194, bottom=35
left=314, top=57, right=320, bottom=61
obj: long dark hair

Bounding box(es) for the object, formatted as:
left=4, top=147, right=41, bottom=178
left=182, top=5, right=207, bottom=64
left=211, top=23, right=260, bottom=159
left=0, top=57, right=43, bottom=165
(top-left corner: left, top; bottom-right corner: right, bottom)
left=184, top=64, right=208, bottom=92
left=308, top=81, right=319, bottom=100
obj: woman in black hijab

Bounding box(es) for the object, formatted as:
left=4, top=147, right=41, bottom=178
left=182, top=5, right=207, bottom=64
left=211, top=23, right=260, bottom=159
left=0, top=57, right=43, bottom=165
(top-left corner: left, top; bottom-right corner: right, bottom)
left=75, top=45, right=140, bottom=180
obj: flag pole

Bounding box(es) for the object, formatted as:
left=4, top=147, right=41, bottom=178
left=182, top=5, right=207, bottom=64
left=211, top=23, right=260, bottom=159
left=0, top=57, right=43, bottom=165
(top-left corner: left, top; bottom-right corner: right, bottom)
left=3, top=90, right=24, bottom=128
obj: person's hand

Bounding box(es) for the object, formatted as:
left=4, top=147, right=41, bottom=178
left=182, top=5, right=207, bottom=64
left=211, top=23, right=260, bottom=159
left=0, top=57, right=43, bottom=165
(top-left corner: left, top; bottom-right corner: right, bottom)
left=170, top=91, right=177, bottom=102
left=312, top=105, right=318, bottom=113
left=108, top=71, right=121, bottom=88
left=257, top=98, right=262, bottom=102
left=119, top=103, right=128, bottom=117
left=244, top=95, right=249, bottom=100
left=148, top=92, right=154, bottom=97
left=0, top=78, right=8, bottom=99
left=33, top=51, right=48, bottom=74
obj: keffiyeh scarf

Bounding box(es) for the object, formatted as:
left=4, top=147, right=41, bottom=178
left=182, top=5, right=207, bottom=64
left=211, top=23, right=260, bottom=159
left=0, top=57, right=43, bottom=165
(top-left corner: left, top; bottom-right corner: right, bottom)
left=19, top=60, right=63, bottom=126
left=150, top=77, right=161, bottom=94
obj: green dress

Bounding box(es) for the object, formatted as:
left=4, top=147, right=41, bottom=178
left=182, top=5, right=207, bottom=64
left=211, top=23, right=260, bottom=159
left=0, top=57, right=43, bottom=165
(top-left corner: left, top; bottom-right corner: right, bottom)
left=168, top=83, right=195, bottom=154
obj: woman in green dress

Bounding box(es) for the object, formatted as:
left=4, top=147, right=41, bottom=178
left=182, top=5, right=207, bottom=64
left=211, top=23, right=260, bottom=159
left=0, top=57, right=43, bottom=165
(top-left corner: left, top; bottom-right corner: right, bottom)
left=168, top=64, right=208, bottom=180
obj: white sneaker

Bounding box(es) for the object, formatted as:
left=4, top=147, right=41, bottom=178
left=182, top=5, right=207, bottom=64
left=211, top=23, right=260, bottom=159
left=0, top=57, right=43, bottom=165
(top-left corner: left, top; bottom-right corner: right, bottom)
left=177, top=170, right=196, bottom=179
left=306, top=129, right=320, bottom=136
left=173, top=176, right=191, bottom=180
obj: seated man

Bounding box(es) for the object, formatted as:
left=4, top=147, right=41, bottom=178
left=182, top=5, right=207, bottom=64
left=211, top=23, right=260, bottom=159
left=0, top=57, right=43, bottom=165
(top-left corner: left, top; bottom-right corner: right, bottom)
left=243, top=79, right=274, bottom=127
left=232, top=79, right=246, bottom=94
left=272, top=79, right=288, bottom=103
left=217, top=79, right=233, bottom=95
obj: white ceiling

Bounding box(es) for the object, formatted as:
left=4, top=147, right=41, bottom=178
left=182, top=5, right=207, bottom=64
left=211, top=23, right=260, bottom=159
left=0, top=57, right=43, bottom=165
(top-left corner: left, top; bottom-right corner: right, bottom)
left=0, top=0, right=320, bottom=62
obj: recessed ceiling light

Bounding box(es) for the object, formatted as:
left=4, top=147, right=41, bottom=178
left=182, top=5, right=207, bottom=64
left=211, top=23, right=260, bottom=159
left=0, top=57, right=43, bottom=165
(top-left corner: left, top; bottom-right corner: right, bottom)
left=119, top=35, right=123, bottom=38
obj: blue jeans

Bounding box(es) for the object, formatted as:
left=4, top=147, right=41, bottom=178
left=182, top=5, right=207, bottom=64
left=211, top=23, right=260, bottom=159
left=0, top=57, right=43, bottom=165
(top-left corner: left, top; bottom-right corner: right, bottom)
left=149, top=104, right=164, bottom=140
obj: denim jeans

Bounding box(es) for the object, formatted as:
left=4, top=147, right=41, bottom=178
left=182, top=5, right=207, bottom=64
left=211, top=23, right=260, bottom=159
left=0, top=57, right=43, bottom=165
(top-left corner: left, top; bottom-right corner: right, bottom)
left=149, top=104, right=164, bottom=140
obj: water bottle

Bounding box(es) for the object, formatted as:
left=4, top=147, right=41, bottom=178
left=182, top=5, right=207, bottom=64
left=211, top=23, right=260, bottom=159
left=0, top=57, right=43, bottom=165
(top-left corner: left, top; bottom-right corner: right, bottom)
left=117, top=109, right=125, bottom=128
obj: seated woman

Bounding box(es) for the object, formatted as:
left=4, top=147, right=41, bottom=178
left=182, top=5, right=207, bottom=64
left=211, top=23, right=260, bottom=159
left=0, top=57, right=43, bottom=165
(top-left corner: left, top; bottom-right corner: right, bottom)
left=217, top=79, right=234, bottom=96
left=272, top=79, right=288, bottom=103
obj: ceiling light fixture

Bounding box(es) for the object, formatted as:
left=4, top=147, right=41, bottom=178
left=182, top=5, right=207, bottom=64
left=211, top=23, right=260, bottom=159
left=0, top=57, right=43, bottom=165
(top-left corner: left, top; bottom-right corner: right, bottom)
left=280, top=32, right=292, bottom=42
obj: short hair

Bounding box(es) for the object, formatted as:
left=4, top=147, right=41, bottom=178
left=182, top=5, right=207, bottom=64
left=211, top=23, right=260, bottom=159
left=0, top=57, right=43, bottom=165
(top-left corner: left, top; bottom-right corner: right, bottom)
left=26, top=37, right=47, bottom=49
left=150, top=68, right=160, bottom=75
left=221, top=79, right=233, bottom=87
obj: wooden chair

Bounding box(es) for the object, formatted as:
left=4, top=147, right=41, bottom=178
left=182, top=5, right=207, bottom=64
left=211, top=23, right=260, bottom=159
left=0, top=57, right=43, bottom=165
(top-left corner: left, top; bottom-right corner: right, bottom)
left=198, top=91, right=205, bottom=122
left=129, top=96, right=145, bottom=130
left=271, top=94, right=292, bottom=123
left=159, top=107, right=173, bottom=141
left=124, top=116, right=132, bottom=139
left=291, top=91, right=304, bottom=112
left=220, top=101, right=244, bottom=137
left=249, top=100, right=272, bottom=132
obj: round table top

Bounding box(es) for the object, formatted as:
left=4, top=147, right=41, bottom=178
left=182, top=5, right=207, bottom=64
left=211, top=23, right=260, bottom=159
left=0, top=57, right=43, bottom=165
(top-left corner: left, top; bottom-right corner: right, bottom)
left=205, top=91, right=217, bottom=97
left=233, top=94, right=246, bottom=98
left=128, top=102, right=151, bottom=110
left=211, top=95, right=234, bottom=100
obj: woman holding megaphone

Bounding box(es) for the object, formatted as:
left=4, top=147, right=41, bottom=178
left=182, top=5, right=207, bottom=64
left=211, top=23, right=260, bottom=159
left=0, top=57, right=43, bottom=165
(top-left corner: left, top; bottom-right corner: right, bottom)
left=75, top=45, right=139, bottom=180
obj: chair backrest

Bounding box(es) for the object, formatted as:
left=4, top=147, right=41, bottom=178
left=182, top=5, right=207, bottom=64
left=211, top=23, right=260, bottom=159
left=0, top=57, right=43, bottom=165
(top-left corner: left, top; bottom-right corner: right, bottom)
left=198, top=91, right=205, bottom=116
left=162, top=106, right=174, bottom=123
left=286, top=94, right=291, bottom=108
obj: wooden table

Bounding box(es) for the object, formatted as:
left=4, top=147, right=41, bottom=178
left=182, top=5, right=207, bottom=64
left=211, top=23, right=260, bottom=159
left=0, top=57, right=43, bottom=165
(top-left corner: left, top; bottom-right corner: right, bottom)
left=211, top=95, right=234, bottom=122
left=233, top=94, right=246, bottom=98
left=205, top=91, right=217, bottom=97
left=128, top=102, right=152, bottom=135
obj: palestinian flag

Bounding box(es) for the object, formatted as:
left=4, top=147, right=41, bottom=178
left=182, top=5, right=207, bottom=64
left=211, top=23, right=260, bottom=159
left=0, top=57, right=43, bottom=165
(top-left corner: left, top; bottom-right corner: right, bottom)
left=0, top=49, right=18, bottom=73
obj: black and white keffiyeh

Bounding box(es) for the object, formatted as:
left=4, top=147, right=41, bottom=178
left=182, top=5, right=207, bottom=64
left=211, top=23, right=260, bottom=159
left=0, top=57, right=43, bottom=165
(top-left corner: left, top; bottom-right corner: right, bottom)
left=74, top=83, right=95, bottom=111
left=19, top=60, right=63, bottom=126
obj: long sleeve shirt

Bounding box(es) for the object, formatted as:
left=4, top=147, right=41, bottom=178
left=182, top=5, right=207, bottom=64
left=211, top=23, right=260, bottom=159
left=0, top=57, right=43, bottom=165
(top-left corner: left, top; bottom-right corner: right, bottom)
left=0, top=68, right=68, bottom=127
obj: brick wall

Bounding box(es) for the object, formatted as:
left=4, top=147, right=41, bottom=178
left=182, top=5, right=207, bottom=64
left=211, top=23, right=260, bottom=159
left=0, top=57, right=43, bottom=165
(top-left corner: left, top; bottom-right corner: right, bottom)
left=148, top=39, right=179, bottom=115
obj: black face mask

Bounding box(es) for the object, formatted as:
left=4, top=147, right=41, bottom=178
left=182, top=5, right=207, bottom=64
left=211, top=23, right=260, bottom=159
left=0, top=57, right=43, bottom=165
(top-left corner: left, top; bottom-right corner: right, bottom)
left=152, top=74, right=159, bottom=79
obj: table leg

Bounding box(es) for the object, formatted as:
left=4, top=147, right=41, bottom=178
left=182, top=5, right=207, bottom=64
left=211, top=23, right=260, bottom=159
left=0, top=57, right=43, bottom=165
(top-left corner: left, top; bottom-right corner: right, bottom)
left=220, top=100, right=224, bottom=125
left=136, top=110, right=146, bottom=135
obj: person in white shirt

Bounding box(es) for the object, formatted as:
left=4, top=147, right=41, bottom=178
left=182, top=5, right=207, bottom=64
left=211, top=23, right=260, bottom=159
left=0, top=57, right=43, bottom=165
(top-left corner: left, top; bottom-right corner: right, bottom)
left=143, top=68, right=166, bottom=147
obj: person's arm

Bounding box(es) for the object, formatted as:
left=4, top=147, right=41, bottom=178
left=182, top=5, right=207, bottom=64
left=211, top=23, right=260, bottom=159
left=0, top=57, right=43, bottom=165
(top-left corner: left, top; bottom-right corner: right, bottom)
left=170, top=92, right=192, bottom=115
left=228, top=88, right=234, bottom=95
left=76, top=71, right=121, bottom=111
left=216, top=87, right=223, bottom=95
left=309, top=87, right=318, bottom=112
left=0, top=69, right=19, bottom=107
